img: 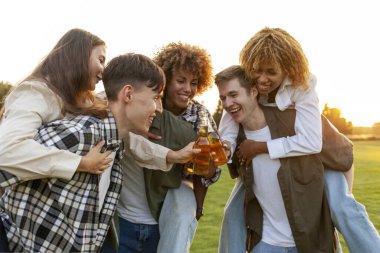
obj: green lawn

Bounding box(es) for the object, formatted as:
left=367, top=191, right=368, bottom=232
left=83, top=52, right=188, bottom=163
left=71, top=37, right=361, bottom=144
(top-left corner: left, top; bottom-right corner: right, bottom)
left=191, top=140, right=380, bottom=253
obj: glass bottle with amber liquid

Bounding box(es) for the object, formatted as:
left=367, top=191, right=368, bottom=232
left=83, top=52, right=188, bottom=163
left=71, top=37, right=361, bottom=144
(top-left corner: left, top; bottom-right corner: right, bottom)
left=191, top=111, right=211, bottom=176
left=208, top=130, right=228, bottom=166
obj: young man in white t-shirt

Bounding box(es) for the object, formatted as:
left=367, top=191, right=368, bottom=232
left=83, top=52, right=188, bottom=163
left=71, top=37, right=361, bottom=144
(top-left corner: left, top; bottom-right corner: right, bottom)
left=215, top=65, right=342, bottom=253
left=216, top=66, right=297, bottom=253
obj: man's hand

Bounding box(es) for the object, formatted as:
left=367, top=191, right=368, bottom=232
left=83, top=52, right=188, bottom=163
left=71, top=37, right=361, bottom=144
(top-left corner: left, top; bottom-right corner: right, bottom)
left=167, top=142, right=200, bottom=164
left=222, top=140, right=232, bottom=159
left=147, top=132, right=162, bottom=140
left=196, top=207, right=204, bottom=220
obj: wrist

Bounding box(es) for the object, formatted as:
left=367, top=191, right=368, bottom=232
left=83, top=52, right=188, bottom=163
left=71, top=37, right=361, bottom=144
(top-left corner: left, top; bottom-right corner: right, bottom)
left=256, top=141, right=268, bottom=154
left=262, top=141, right=269, bottom=153
left=166, top=150, right=175, bottom=163
left=205, top=164, right=216, bottom=179
left=77, top=157, right=87, bottom=172
left=196, top=207, right=204, bottom=217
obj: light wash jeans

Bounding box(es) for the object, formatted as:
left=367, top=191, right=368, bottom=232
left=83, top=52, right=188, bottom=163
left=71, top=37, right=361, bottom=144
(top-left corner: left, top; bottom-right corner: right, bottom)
left=324, top=169, right=380, bottom=253
left=252, top=241, right=298, bottom=253
left=218, top=180, right=246, bottom=253
left=157, top=180, right=198, bottom=253
left=218, top=179, right=343, bottom=253
left=219, top=170, right=380, bottom=253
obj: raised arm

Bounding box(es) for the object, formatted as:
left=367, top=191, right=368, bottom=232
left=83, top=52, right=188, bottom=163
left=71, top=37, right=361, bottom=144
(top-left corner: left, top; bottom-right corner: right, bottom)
left=128, top=132, right=200, bottom=171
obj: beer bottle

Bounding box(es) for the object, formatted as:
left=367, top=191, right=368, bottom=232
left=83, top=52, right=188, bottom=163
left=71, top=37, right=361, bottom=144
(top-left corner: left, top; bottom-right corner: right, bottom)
left=191, top=111, right=211, bottom=176
left=208, top=129, right=228, bottom=166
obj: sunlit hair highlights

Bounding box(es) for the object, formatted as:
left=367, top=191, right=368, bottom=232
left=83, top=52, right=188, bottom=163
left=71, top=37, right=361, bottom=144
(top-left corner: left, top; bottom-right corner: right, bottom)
left=240, top=27, right=310, bottom=89
left=27, top=28, right=107, bottom=117
left=153, top=42, right=213, bottom=96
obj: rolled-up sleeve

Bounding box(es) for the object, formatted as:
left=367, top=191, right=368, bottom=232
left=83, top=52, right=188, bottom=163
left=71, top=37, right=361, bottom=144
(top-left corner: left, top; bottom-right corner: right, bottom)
left=128, top=132, right=173, bottom=171
left=201, top=168, right=221, bottom=187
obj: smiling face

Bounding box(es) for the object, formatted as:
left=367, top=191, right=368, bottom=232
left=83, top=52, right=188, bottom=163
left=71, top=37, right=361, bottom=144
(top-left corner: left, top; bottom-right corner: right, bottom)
left=88, top=45, right=106, bottom=91
left=126, top=85, right=163, bottom=134
left=165, top=69, right=198, bottom=115
left=251, top=61, right=286, bottom=95
left=218, top=78, right=259, bottom=125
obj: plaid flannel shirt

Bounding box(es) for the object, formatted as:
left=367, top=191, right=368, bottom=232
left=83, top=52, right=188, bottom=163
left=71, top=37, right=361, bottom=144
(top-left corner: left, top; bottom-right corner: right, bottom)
left=0, top=112, right=123, bottom=253
left=180, top=100, right=221, bottom=187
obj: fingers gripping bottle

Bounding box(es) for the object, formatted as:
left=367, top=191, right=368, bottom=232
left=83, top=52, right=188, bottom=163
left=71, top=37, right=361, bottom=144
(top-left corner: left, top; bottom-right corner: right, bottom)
left=191, top=111, right=211, bottom=176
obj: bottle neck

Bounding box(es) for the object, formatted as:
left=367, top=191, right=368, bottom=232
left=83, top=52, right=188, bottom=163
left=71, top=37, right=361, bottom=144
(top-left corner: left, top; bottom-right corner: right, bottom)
left=198, top=125, right=208, bottom=137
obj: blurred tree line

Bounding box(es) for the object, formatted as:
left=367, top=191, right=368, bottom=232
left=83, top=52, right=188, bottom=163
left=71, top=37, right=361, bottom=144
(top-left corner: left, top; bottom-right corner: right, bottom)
left=0, top=81, right=13, bottom=109
left=212, top=100, right=223, bottom=128
left=322, top=104, right=352, bottom=134
left=212, top=101, right=353, bottom=135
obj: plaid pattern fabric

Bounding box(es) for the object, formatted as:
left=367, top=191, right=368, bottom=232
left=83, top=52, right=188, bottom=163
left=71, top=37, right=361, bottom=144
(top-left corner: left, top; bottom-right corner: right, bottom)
left=0, top=171, right=19, bottom=188
left=180, top=100, right=221, bottom=187
left=0, top=112, right=123, bottom=252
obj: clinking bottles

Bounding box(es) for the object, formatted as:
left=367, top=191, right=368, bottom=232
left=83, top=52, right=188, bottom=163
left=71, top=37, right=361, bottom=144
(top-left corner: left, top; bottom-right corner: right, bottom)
left=190, top=111, right=228, bottom=175
left=208, top=130, right=228, bottom=166
left=192, top=124, right=211, bottom=176
left=191, top=111, right=211, bottom=176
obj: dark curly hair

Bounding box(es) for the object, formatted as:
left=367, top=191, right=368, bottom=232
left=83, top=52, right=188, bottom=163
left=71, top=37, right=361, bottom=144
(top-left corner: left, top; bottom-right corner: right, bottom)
left=153, top=42, right=213, bottom=96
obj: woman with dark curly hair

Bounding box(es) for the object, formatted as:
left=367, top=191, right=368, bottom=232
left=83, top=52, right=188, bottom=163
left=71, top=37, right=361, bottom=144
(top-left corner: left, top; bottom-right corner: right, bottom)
left=153, top=42, right=221, bottom=253
left=154, top=42, right=214, bottom=116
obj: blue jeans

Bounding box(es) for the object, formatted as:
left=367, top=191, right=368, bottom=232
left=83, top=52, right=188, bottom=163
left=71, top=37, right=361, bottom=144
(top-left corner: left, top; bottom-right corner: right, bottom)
left=324, top=169, right=380, bottom=253
left=220, top=170, right=380, bottom=253
left=218, top=180, right=246, bottom=253
left=102, top=217, right=159, bottom=253
left=157, top=180, right=198, bottom=253
left=252, top=241, right=297, bottom=253
left=219, top=180, right=341, bottom=253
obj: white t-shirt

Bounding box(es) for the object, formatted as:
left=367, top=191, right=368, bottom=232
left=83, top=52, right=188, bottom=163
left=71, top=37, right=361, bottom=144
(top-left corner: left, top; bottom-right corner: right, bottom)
left=219, top=74, right=322, bottom=160
left=245, top=126, right=295, bottom=247
left=117, top=147, right=158, bottom=225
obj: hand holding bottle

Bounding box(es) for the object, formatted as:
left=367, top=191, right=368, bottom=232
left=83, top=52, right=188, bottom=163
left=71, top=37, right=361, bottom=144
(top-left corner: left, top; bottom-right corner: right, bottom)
left=167, top=141, right=200, bottom=164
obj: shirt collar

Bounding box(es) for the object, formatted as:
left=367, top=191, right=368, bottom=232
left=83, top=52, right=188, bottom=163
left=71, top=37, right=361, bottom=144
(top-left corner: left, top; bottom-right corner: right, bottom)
left=102, top=111, right=123, bottom=159
left=258, top=77, right=292, bottom=105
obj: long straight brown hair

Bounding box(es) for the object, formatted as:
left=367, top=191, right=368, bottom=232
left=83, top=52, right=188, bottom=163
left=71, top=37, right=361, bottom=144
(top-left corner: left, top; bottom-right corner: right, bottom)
left=27, top=28, right=107, bottom=118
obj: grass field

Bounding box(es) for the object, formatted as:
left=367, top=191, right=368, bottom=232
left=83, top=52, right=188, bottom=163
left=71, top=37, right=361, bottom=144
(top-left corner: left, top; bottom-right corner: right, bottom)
left=190, top=140, right=380, bottom=253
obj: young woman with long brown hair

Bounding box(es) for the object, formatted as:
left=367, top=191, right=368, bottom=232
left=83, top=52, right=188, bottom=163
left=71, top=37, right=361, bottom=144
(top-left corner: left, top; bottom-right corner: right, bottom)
left=0, top=28, right=112, bottom=183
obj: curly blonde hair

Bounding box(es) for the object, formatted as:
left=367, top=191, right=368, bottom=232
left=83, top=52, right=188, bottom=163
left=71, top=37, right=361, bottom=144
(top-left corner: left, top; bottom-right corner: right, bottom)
left=240, top=27, right=310, bottom=89
left=153, top=42, right=213, bottom=96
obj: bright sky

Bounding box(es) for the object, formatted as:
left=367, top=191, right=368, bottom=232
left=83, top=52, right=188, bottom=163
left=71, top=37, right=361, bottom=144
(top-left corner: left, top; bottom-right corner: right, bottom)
left=1, top=0, right=379, bottom=127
